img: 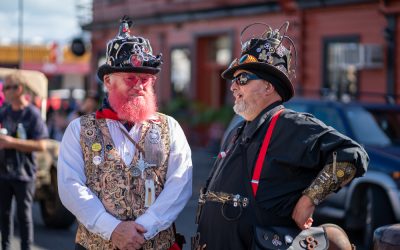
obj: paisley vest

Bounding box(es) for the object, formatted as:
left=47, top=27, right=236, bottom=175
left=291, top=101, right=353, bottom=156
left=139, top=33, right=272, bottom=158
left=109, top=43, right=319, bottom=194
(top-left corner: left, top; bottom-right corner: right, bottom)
left=75, top=113, right=175, bottom=250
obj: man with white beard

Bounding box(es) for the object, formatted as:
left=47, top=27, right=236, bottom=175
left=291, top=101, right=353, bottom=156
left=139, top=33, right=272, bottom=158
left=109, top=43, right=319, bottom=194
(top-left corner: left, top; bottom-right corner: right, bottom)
left=194, top=22, right=368, bottom=250
left=57, top=16, right=192, bottom=250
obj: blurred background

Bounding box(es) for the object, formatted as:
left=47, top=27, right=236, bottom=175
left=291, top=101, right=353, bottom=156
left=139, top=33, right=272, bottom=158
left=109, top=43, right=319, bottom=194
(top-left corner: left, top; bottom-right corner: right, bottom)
left=1, top=0, right=400, bottom=249
left=1, top=0, right=399, bottom=147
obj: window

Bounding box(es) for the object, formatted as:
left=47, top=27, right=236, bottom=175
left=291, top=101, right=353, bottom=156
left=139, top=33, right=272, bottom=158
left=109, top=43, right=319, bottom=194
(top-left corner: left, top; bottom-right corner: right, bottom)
left=196, top=33, right=232, bottom=107
left=323, top=37, right=359, bottom=101
left=345, top=106, right=391, bottom=146
left=170, top=47, right=191, bottom=97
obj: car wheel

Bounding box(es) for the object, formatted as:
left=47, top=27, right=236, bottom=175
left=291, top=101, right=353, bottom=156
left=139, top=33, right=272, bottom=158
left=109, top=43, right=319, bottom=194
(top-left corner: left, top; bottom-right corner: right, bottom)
left=40, top=168, right=75, bottom=229
left=362, top=187, right=394, bottom=249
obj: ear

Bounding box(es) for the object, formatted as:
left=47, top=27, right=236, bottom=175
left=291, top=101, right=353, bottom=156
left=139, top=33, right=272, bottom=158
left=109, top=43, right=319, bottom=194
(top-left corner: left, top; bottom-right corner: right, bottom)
left=265, top=82, right=275, bottom=95
left=103, top=74, right=111, bottom=89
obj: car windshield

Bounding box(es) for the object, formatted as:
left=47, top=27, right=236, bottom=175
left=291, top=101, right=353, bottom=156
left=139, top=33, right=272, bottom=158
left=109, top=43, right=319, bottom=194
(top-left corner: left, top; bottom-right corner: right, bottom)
left=366, top=108, right=400, bottom=145
left=345, top=106, right=391, bottom=146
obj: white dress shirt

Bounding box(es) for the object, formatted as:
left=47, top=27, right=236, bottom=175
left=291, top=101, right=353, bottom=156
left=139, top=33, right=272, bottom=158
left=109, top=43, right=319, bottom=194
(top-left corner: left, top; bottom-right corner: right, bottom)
left=57, top=115, right=193, bottom=240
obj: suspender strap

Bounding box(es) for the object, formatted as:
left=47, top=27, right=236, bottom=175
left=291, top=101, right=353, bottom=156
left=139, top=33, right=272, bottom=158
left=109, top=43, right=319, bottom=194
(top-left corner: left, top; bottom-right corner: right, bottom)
left=251, top=109, right=284, bottom=196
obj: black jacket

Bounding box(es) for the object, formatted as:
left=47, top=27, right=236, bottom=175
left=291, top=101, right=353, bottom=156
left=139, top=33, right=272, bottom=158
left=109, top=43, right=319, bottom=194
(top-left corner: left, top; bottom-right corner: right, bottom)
left=197, top=102, right=368, bottom=250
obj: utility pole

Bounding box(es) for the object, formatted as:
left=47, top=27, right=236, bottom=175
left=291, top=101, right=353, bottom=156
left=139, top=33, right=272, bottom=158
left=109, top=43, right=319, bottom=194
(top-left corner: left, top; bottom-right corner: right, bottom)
left=18, top=0, right=24, bottom=69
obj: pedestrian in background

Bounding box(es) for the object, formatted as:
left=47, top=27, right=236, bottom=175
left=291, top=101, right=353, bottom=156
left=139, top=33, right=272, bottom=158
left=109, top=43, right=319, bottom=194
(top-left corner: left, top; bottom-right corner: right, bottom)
left=0, top=72, right=49, bottom=250
left=57, top=16, right=192, bottom=250
left=0, top=82, right=4, bottom=107
left=194, top=22, right=369, bottom=249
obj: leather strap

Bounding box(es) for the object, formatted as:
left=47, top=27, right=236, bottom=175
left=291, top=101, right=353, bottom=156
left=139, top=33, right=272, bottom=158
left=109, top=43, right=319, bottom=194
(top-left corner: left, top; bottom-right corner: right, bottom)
left=118, top=125, right=145, bottom=156
left=251, top=109, right=284, bottom=196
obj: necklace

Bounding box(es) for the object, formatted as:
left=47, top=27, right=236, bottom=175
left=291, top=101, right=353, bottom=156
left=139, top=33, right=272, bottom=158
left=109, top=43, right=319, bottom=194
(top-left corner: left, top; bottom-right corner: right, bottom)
left=118, top=124, right=156, bottom=178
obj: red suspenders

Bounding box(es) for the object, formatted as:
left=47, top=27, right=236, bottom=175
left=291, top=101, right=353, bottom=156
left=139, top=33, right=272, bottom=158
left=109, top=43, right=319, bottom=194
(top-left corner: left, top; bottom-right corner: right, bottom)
left=251, top=109, right=284, bottom=196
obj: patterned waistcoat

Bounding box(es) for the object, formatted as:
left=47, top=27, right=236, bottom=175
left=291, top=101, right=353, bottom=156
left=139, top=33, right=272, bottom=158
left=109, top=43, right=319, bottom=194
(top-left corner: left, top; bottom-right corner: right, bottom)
left=76, top=113, right=175, bottom=250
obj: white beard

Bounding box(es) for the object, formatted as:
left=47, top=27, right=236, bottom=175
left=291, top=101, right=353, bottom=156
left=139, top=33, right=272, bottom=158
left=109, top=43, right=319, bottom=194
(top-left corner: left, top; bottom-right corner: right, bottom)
left=233, top=100, right=247, bottom=115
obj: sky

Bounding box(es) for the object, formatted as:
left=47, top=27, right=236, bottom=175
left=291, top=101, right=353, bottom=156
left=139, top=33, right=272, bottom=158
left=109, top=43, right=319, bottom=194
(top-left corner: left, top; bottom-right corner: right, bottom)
left=0, top=0, right=91, bottom=45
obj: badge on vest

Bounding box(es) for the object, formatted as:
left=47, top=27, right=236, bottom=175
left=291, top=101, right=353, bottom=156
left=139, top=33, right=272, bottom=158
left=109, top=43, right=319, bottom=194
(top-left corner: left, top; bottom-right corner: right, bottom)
left=145, top=178, right=155, bottom=207
left=93, top=155, right=102, bottom=165
left=147, top=126, right=161, bottom=144
left=92, top=143, right=102, bottom=152
left=144, top=124, right=165, bottom=167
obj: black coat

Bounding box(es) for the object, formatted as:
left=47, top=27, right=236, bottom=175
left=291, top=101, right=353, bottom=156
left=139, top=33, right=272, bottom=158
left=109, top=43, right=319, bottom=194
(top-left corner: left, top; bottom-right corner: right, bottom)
left=196, top=102, right=369, bottom=250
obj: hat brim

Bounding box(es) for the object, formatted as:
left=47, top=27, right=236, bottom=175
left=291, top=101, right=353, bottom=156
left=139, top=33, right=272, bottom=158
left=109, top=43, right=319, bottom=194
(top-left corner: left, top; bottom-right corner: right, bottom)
left=97, top=64, right=160, bottom=82
left=221, top=62, right=294, bottom=101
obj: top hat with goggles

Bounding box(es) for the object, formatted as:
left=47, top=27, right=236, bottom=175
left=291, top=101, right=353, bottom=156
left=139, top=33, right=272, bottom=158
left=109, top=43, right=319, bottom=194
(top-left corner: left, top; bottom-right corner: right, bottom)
left=222, top=21, right=296, bottom=101
left=97, top=16, right=162, bottom=81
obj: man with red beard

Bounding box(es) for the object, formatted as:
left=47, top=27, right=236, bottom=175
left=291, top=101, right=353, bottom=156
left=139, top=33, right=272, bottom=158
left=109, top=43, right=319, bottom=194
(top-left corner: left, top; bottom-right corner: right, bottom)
left=58, top=16, right=192, bottom=250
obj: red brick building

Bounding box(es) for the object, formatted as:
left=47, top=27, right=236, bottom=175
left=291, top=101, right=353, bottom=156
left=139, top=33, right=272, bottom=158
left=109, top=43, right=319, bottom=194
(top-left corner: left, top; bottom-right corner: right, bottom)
left=86, top=0, right=400, bottom=107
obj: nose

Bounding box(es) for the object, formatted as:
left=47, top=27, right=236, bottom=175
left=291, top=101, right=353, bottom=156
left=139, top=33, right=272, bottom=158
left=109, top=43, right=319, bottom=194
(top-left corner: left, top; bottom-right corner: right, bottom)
left=230, top=80, right=238, bottom=92
left=133, top=81, right=144, bottom=90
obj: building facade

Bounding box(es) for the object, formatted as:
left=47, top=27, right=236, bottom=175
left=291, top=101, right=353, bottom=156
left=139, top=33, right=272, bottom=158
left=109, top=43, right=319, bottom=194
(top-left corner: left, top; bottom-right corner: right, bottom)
left=87, top=0, right=400, bottom=108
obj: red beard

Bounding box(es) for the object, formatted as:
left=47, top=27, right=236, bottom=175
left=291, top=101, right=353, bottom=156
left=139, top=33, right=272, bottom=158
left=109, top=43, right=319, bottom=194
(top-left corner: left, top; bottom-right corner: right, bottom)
left=108, top=87, right=157, bottom=123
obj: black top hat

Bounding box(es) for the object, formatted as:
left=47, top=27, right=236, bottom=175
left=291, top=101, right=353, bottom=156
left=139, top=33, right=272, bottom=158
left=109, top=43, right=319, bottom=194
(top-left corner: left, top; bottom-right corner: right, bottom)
left=97, top=16, right=162, bottom=81
left=222, top=22, right=296, bottom=101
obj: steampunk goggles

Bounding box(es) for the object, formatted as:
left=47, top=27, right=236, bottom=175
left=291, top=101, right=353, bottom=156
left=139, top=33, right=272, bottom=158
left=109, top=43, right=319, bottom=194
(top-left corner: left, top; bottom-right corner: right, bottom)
left=228, top=54, right=259, bottom=69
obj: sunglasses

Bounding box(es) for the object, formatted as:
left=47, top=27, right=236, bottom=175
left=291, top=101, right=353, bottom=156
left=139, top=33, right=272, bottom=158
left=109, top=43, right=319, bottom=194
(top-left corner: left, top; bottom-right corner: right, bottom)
left=3, top=85, right=19, bottom=91
left=232, top=72, right=262, bottom=86
left=114, top=73, right=156, bottom=87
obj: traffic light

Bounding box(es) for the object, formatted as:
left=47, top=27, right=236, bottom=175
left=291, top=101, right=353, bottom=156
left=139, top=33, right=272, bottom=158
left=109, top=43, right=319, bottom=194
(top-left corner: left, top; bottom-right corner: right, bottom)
left=71, top=38, right=86, bottom=56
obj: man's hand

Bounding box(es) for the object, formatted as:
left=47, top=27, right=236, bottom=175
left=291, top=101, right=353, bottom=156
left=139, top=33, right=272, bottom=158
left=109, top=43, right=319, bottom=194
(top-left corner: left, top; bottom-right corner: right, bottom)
left=0, top=135, right=14, bottom=149
left=111, top=221, right=147, bottom=250
left=292, top=195, right=315, bottom=230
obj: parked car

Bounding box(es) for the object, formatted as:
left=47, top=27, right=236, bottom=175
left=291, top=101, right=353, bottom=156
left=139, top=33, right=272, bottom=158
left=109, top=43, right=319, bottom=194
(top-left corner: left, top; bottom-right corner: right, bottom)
left=222, top=98, right=400, bottom=248
left=362, top=103, right=400, bottom=145
left=0, top=68, right=75, bottom=229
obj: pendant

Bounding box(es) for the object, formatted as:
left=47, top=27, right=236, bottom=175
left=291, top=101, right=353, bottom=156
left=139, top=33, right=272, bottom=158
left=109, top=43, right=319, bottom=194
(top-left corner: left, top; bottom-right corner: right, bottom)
left=131, top=153, right=157, bottom=178
left=131, top=167, right=141, bottom=177
left=144, top=179, right=155, bottom=207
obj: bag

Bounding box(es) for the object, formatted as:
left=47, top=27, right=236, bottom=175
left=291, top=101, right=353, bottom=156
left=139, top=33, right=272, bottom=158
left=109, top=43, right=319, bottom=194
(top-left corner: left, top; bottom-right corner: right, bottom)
left=172, top=223, right=186, bottom=249
left=253, top=226, right=328, bottom=250
left=174, top=232, right=186, bottom=249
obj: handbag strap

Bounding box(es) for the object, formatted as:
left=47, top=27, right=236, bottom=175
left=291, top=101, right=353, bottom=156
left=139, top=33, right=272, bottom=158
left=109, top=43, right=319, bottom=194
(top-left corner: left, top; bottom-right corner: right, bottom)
left=251, top=108, right=283, bottom=196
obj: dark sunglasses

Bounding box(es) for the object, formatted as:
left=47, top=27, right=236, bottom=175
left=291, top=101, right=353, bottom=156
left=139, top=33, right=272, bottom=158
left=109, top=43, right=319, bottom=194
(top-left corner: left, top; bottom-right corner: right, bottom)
left=3, top=85, right=19, bottom=91
left=232, top=72, right=262, bottom=86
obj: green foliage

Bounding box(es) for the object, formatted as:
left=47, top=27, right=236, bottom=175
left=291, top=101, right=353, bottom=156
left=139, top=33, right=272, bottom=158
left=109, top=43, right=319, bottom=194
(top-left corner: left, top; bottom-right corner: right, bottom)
left=160, top=96, right=234, bottom=127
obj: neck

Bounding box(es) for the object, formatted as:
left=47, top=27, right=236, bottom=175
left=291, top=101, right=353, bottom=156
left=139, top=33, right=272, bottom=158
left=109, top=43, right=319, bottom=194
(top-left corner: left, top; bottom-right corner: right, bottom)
left=11, top=96, right=29, bottom=111
left=244, top=96, right=282, bottom=121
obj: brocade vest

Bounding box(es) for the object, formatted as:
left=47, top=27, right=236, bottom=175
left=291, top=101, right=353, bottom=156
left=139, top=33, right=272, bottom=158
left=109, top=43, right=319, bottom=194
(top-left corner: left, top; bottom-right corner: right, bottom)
left=75, top=113, right=175, bottom=250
